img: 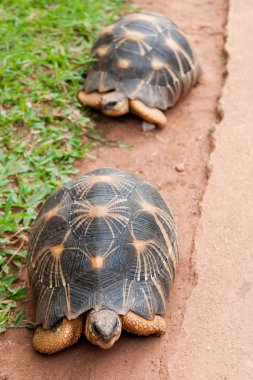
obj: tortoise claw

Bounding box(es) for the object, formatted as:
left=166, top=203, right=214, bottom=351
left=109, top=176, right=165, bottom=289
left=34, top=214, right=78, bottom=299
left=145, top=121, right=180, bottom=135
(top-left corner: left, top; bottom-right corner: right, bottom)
left=141, top=121, right=156, bottom=132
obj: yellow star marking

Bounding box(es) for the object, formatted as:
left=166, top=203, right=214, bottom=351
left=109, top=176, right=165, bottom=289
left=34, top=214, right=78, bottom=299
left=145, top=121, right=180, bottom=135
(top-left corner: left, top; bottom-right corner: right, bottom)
left=113, top=26, right=151, bottom=56
left=88, top=205, right=109, bottom=218
left=165, top=36, right=195, bottom=80
left=140, top=198, right=176, bottom=232
left=124, top=30, right=145, bottom=42
left=100, top=24, right=114, bottom=35
left=32, top=245, right=66, bottom=288
left=96, top=45, right=110, bottom=58
left=131, top=237, right=149, bottom=281
left=31, top=227, right=83, bottom=289
left=71, top=172, right=135, bottom=199
left=29, top=197, right=69, bottom=269
left=165, top=37, right=180, bottom=51
left=150, top=58, right=166, bottom=71
left=130, top=232, right=173, bottom=282
left=148, top=54, right=182, bottom=105
left=128, top=14, right=157, bottom=22
left=118, top=58, right=131, bottom=69
left=91, top=175, right=114, bottom=184
left=132, top=238, right=148, bottom=253
left=140, top=200, right=156, bottom=215
left=136, top=194, right=179, bottom=273
left=70, top=197, right=129, bottom=238
left=91, top=256, right=104, bottom=269
left=50, top=243, right=64, bottom=259
left=124, top=13, right=163, bottom=32
left=44, top=205, right=60, bottom=221
left=87, top=241, right=119, bottom=272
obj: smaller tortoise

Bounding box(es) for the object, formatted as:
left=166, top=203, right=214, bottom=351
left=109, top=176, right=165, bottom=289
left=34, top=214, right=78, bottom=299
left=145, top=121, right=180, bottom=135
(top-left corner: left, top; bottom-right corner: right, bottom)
left=77, top=12, right=201, bottom=130
left=28, top=168, right=179, bottom=354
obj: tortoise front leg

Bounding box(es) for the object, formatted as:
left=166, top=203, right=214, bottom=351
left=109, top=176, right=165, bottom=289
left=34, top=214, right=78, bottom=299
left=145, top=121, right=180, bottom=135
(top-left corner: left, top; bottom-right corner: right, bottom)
left=77, top=91, right=103, bottom=109
left=130, top=100, right=167, bottom=129
left=121, top=311, right=166, bottom=336
left=32, top=317, right=83, bottom=354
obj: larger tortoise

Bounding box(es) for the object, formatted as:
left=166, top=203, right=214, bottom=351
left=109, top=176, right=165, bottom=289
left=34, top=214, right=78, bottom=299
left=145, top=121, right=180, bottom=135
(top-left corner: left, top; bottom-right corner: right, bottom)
left=77, top=12, right=201, bottom=130
left=28, top=168, right=179, bottom=354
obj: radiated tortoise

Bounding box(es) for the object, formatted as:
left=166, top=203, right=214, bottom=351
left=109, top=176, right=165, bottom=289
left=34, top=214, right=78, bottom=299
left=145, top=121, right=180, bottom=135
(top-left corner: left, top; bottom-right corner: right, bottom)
left=77, top=12, right=201, bottom=130
left=28, top=168, right=179, bottom=354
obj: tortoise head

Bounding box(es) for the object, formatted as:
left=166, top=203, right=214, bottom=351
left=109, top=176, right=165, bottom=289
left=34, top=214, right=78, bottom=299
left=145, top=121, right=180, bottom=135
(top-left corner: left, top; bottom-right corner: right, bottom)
left=101, top=91, right=129, bottom=116
left=85, top=309, right=122, bottom=349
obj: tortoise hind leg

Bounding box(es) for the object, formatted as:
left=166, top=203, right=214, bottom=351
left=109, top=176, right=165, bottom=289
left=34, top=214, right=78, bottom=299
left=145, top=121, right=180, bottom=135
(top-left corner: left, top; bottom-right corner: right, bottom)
left=130, top=100, right=167, bottom=130
left=121, top=311, right=166, bottom=336
left=77, top=91, right=103, bottom=109
left=33, top=316, right=83, bottom=354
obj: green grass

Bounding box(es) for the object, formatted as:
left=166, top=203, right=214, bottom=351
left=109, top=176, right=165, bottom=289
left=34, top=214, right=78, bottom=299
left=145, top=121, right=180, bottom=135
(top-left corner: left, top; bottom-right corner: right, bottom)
left=0, top=0, right=131, bottom=333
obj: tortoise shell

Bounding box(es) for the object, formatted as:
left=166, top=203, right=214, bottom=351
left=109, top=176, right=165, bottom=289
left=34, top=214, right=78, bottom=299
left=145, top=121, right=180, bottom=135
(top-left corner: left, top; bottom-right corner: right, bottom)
left=28, top=168, right=179, bottom=329
left=84, top=12, right=200, bottom=110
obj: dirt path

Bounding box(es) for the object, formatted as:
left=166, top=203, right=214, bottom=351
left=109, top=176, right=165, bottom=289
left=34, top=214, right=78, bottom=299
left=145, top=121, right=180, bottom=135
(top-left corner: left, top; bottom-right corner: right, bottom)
left=0, top=0, right=227, bottom=379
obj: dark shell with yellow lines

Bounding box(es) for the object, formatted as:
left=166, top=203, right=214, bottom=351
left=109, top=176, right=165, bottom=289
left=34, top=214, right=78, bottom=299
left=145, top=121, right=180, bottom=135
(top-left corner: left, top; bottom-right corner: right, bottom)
left=28, top=168, right=179, bottom=329
left=84, top=12, right=201, bottom=110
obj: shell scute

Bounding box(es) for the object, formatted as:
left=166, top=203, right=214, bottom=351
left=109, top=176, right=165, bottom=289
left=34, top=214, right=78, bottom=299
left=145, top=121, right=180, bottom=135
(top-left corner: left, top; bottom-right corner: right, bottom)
left=170, top=28, right=194, bottom=62
left=151, top=44, right=181, bottom=77
left=91, top=33, right=114, bottom=54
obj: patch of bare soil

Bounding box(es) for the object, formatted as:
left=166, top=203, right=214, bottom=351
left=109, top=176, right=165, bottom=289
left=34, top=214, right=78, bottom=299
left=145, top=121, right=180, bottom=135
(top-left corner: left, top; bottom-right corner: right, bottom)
left=0, top=0, right=227, bottom=379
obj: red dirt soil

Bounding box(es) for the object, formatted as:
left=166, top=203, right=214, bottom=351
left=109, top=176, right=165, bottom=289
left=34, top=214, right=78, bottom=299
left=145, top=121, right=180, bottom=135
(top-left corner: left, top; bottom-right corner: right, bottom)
left=0, top=0, right=227, bottom=379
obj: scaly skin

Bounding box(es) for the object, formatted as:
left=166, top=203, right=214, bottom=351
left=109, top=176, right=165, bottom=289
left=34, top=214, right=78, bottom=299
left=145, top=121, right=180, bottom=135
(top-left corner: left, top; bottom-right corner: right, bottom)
left=32, top=316, right=83, bottom=354
left=121, top=311, right=166, bottom=336
left=130, top=99, right=167, bottom=128
left=77, top=91, right=103, bottom=109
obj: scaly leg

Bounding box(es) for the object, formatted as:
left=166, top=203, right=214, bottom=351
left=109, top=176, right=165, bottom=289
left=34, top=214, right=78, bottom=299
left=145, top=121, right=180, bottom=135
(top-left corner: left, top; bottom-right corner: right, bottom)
left=121, top=311, right=166, bottom=336
left=77, top=91, right=103, bottom=109
left=130, top=100, right=167, bottom=129
left=32, top=316, right=83, bottom=354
